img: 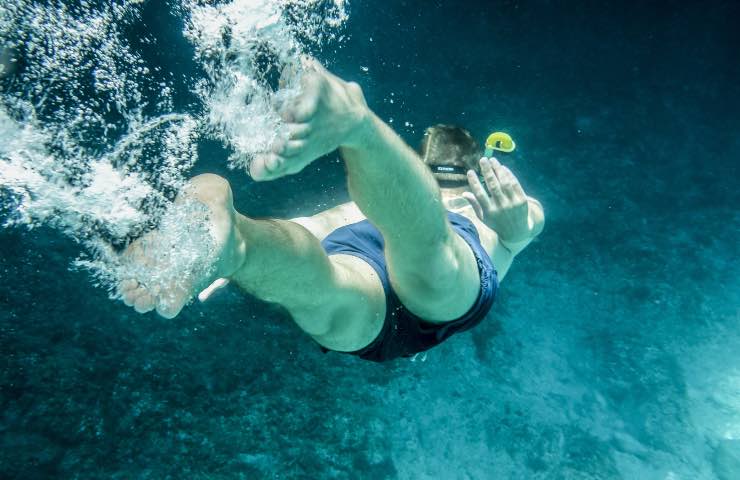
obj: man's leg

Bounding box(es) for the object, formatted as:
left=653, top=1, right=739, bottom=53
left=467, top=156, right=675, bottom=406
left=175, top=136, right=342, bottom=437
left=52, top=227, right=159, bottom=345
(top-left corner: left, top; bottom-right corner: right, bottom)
left=339, top=116, right=481, bottom=323
left=119, top=174, right=385, bottom=351
left=230, top=214, right=386, bottom=352
left=253, top=62, right=480, bottom=322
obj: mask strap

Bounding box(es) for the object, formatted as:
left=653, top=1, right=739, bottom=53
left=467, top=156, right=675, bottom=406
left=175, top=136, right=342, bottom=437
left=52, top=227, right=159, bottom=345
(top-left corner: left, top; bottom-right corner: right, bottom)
left=430, top=165, right=469, bottom=176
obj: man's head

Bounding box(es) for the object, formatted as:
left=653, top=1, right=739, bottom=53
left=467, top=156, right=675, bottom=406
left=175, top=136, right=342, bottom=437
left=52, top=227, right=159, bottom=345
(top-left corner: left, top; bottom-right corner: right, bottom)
left=419, top=125, right=481, bottom=187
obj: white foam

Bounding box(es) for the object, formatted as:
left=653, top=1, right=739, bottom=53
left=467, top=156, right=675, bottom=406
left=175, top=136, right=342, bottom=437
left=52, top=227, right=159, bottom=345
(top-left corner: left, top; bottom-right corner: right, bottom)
left=184, top=0, right=348, bottom=171
left=0, top=0, right=347, bottom=301
left=0, top=1, right=200, bottom=288
left=79, top=196, right=218, bottom=299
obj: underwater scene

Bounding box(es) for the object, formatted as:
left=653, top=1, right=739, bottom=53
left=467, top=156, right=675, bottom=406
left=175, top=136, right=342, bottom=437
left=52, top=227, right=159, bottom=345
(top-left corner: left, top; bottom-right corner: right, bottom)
left=1, top=0, right=739, bottom=478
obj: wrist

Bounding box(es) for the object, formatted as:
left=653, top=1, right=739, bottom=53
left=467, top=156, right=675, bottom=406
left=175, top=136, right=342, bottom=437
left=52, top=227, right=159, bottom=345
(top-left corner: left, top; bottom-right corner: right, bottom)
left=496, top=222, right=534, bottom=254
left=498, top=235, right=525, bottom=255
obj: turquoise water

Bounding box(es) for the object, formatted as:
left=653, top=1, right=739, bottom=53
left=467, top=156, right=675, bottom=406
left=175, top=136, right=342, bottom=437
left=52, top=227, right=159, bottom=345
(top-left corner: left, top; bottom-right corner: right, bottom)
left=2, top=1, right=739, bottom=478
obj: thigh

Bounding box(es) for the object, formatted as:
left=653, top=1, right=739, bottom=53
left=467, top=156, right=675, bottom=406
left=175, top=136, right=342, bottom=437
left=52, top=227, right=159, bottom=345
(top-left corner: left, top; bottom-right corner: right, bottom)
left=385, top=227, right=481, bottom=323
left=292, top=254, right=386, bottom=353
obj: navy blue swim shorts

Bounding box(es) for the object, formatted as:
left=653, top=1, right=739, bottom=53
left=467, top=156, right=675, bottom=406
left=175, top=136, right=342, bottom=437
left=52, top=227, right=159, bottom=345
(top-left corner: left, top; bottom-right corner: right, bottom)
left=319, top=211, right=498, bottom=362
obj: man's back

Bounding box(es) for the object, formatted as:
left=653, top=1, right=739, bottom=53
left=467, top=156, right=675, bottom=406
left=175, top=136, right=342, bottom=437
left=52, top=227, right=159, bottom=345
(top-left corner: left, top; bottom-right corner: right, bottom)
left=291, top=196, right=512, bottom=275
left=293, top=196, right=489, bottom=240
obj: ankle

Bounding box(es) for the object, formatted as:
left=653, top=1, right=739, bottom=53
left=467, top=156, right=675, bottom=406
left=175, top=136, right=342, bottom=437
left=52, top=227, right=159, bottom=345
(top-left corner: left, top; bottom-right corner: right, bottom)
left=219, top=214, right=249, bottom=278
left=338, top=81, right=373, bottom=150
left=341, top=108, right=375, bottom=152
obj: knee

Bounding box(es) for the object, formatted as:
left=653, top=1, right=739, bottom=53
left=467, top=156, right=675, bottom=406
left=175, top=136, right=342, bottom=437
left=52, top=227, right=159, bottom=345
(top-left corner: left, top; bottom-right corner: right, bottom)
left=186, top=174, right=233, bottom=208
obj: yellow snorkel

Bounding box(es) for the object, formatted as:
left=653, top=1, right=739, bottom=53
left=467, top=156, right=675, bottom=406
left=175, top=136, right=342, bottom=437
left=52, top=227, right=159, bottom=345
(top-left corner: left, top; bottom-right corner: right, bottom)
left=484, top=131, right=516, bottom=157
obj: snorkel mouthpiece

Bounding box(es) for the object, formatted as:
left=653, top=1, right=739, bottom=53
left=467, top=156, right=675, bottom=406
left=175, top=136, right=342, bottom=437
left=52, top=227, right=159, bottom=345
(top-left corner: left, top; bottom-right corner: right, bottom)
left=484, top=132, right=516, bottom=157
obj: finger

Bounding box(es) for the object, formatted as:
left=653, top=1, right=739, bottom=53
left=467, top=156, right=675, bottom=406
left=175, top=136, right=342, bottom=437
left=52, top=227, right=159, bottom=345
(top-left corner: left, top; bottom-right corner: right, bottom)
left=301, top=55, right=323, bottom=73
left=480, top=158, right=506, bottom=204
left=486, top=156, right=506, bottom=184
left=495, top=165, right=515, bottom=184
left=487, top=156, right=503, bottom=170
left=480, top=157, right=500, bottom=183
left=119, top=283, right=137, bottom=300
left=466, top=170, right=493, bottom=213
left=487, top=156, right=515, bottom=190
left=492, top=163, right=514, bottom=187
left=462, top=191, right=484, bottom=220
left=497, top=165, right=526, bottom=199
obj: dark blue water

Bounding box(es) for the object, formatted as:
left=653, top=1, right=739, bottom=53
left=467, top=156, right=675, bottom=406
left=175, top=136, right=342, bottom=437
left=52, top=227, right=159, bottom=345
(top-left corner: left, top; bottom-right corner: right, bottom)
left=2, top=1, right=739, bottom=478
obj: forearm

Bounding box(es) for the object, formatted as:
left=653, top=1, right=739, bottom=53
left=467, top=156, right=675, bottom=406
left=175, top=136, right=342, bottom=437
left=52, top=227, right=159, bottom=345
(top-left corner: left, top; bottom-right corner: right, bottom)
left=489, top=226, right=536, bottom=283
left=494, top=198, right=545, bottom=259
left=340, top=112, right=449, bottom=250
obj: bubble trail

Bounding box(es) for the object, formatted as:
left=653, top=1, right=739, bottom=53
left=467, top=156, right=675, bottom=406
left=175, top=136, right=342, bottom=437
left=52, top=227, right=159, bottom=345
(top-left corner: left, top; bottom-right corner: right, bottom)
left=0, top=0, right=348, bottom=304
left=183, top=0, right=348, bottom=172
left=0, top=0, right=202, bottom=296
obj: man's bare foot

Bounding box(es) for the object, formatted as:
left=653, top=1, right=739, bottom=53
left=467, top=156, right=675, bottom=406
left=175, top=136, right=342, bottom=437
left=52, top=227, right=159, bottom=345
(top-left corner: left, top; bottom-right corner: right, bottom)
left=249, top=59, right=370, bottom=181
left=118, top=174, right=246, bottom=318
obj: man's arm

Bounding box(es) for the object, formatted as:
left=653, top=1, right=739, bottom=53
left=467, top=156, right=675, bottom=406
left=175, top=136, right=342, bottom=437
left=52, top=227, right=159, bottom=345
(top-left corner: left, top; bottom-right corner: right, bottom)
left=463, top=158, right=545, bottom=278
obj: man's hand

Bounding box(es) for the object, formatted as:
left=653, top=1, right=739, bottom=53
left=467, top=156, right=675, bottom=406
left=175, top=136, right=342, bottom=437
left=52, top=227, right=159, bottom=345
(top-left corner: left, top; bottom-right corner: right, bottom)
left=462, top=157, right=534, bottom=245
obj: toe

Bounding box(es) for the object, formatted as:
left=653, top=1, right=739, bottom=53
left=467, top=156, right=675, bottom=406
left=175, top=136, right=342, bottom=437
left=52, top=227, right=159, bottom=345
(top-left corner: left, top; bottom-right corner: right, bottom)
left=250, top=154, right=270, bottom=180
left=122, top=294, right=135, bottom=307
left=155, top=303, right=181, bottom=320
left=290, top=97, right=318, bottom=124
left=271, top=137, right=287, bottom=154
left=286, top=123, right=312, bottom=140
left=250, top=153, right=285, bottom=181
left=134, top=292, right=155, bottom=313
left=155, top=285, right=188, bottom=319
left=122, top=285, right=145, bottom=306
left=280, top=140, right=307, bottom=158
left=119, top=279, right=138, bottom=302
left=120, top=279, right=138, bottom=292
left=264, top=153, right=284, bottom=173
left=249, top=156, right=266, bottom=180
left=156, top=301, right=184, bottom=319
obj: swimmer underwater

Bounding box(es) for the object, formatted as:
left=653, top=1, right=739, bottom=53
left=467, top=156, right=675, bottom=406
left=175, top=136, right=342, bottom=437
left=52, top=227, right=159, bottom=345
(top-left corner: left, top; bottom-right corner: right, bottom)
left=119, top=60, right=545, bottom=363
